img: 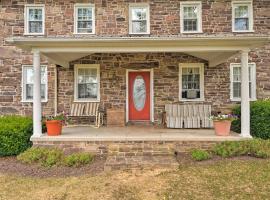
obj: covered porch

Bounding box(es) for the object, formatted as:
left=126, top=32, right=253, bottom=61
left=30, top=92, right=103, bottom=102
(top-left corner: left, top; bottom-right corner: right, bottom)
left=6, top=36, right=270, bottom=140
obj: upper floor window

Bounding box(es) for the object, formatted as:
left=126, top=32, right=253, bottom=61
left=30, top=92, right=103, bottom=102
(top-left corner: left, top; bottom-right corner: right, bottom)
left=180, top=2, right=202, bottom=33
left=74, top=4, right=95, bottom=34
left=22, top=65, right=47, bottom=102
left=230, top=63, right=256, bottom=101
left=232, top=1, right=253, bottom=32
left=74, top=64, right=100, bottom=102
left=129, top=3, right=150, bottom=34
left=179, top=63, right=204, bottom=101
left=24, top=5, right=45, bottom=35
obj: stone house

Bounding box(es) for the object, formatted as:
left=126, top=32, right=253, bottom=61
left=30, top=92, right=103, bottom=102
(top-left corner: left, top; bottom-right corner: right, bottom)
left=0, top=0, right=269, bottom=139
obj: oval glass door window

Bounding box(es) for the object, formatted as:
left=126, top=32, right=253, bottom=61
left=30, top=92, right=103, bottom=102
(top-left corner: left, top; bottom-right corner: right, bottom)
left=133, top=75, right=146, bottom=111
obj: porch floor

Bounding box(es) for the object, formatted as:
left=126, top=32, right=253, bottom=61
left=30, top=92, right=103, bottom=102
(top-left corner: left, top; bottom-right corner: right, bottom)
left=31, top=125, right=244, bottom=142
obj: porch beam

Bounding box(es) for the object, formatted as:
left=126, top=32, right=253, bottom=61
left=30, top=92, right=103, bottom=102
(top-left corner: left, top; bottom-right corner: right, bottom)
left=240, top=50, right=251, bottom=138
left=37, top=46, right=249, bottom=53
left=32, top=50, right=42, bottom=137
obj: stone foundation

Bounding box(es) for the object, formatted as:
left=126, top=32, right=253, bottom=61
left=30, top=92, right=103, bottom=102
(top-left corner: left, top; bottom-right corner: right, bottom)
left=33, top=140, right=220, bottom=156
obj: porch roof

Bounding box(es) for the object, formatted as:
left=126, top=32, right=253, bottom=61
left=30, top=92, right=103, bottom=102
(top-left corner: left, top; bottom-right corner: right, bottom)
left=6, top=36, right=270, bottom=68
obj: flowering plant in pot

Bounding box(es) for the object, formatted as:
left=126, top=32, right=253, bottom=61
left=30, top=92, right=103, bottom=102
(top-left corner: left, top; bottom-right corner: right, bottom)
left=43, top=112, right=69, bottom=136
left=210, top=114, right=238, bottom=136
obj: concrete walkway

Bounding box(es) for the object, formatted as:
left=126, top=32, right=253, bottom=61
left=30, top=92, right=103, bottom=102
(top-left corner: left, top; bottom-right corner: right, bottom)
left=31, top=125, right=243, bottom=142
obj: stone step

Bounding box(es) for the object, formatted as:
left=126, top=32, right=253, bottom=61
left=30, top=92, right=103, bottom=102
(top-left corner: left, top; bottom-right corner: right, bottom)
left=104, top=155, right=179, bottom=171
left=108, top=142, right=176, bottom=157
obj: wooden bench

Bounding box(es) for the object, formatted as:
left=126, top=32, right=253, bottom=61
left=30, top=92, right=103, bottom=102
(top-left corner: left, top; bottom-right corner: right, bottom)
left=165, top=104, right=213, bottom=129
left=69, top=102, right=103, bottom=127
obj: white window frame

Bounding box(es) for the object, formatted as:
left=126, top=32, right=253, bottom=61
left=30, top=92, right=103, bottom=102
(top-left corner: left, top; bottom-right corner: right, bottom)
left=74, top=3, right=95, bottom=35
left=24, top=4, right=45, bottom=35
left=230, top=63, right=256, bottom=101
left=74, top=64, right=100, bottom=102
left=180, top=1, right=202, bottom=33
left=129, top=3, right=150, bottom=35
left=21, top=65, right=48, bottom=103
left=179, top=63, right=204, bottom=101
left=232, top=0, right=254, bottom=32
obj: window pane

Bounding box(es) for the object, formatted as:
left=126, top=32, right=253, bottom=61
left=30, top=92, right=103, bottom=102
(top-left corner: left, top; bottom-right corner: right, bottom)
left=41, top=84, right=46, bottom=99
left=132, top=8, right=147, bottom=20
left=29, top=8, right=43, bottom=21
left=235, top=6, right=248, bottom=18
left=78, top=83, right=97, bottom=99
left=132, top=21, right=147, bottom=33
left=26, top=84, right=33, bottom=100
left=233, top=82, right=241, bottom=98
left=235, top=18, right=249, bottom=30
left=29, top=21, right=43, bottom=33
left=77, top=21, right=93, bottom=33
left=184, top=19, right=198, bottom=31
left=183, top=6, right=198, bottom=19
left=77, top=8, right=92, bottom=20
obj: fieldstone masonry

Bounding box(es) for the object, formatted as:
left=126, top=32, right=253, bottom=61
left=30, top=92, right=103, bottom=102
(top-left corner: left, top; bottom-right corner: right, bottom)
left=0, top=0, right=269, bottom=123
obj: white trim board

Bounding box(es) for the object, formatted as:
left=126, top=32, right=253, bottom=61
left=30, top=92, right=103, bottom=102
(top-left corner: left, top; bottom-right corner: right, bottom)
left=126, top=68, right=154, bottom=123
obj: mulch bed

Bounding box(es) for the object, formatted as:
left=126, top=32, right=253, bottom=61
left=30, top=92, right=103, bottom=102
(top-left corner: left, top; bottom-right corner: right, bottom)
left=0, top=156, right=106, bottom=178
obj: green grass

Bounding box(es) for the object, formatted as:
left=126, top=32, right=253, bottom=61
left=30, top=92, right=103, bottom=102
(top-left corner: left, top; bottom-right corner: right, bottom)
left=0, top=160, right=270, bottom=199
left=191, top=149, right=211, bottom=161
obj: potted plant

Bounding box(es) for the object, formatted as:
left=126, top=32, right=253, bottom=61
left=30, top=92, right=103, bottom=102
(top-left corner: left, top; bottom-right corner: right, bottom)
left=44, top=112, right=69, bottom=136
left=210, top=114, right=238, bottom=136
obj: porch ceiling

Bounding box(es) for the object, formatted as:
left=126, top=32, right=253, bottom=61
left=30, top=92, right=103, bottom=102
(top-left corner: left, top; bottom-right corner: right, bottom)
left=6, top=36, right=270, bottom=68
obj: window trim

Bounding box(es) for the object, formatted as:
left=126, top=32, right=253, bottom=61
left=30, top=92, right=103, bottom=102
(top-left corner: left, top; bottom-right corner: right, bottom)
left=129, top=3, right=150, bottom=35
left=230, top=62, right=256, bottom=101
left=74, top=64, right=100, bottom=102
left=24, top=4, right=45, bottom=35
left=232, top=0, right=254, bottom=33
left=74, top=3, right=95, bottom=35
left=179, top=63, right=205, bottom=102
left=180, top=1, right=202, bottom=34
left=21, top=65, right=48, bottom=103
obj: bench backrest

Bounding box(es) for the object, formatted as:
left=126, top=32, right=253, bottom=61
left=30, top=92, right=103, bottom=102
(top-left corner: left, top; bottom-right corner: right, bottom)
left=165, top=104, right=211, bottom=118
left=85, top=102, right=99, bottom=116
left=70, top=104, right=85, bottom=116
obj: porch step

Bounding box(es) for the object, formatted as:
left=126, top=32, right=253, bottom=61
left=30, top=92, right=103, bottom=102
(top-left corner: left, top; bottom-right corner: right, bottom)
left=126, top=121, right=154, bottom=126
left=104, top=155, right=179, bottom=171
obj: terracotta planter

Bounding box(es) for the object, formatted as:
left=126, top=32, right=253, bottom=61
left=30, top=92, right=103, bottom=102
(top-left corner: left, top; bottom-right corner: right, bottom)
left=213, top=120, right=231, bottom=136
left=46, top=120, right=62, bottom=136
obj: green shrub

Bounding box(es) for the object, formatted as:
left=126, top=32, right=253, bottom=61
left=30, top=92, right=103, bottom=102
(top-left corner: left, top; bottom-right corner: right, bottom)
left=63, top=152, right=94, bottom=167
left=231, top=99, right=270, bottom=139
left=213, top=139, right=270, bottom=158
left=17, top=147, right=63, bottom=167
left=17, top=147, right=94, bottom=167
left=191, top=149, right=211, bottom=161
left=0, top=115, right=33, bottom=156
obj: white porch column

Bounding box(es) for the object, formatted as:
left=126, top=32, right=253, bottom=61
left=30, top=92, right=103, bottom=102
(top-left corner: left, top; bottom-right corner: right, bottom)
left=32, top=50, right=42, bottom=137
left=240, top=50, right=251, bottom=138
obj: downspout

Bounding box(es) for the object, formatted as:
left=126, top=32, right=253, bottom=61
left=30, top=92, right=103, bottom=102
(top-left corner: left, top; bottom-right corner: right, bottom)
left=54, top=65, right=58, bottom=116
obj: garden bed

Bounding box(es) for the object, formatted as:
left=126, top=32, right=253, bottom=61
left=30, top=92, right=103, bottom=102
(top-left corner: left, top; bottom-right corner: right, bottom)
left=0, top=156, right=106, bottom=178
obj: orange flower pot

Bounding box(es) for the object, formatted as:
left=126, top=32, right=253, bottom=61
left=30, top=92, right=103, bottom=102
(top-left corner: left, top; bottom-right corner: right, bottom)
left=213, top=120, right=231, bottom=136
left=46, top=120, right=62, bottom=136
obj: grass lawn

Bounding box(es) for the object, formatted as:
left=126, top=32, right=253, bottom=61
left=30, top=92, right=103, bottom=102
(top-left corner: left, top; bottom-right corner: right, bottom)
left=0, top=159, right=270, bottom=200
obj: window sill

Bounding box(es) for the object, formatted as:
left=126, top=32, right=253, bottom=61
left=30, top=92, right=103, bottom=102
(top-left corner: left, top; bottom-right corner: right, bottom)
left=181, top=31, right=203, bottom=34
left=230, top=98, right=257, bottom=102
left=179, top=98, right=205, bottom=102
left=129, top=32, right=150, bottom=35
left=24, top=33, right=45, bottom=36
left=73, top=32, right=95, bottom=35
left=21, top=100, right=48, bottom=103
left=73, top=99, right=100, bottom=103
left=232, top=30, right=254, bottom=33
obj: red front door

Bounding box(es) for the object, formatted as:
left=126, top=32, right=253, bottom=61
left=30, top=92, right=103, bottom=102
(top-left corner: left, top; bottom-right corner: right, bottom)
left=128, top=71, right=150, bottom=121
